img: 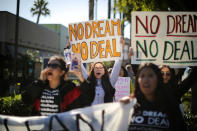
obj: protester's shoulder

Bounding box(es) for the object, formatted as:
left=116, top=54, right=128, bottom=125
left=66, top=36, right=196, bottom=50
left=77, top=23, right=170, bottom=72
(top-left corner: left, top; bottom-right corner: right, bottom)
left=33, top=80, right=44, bottom=85
left=62, top=80, right=76, bottom=88
left=25, top=80, right=45, bottom=88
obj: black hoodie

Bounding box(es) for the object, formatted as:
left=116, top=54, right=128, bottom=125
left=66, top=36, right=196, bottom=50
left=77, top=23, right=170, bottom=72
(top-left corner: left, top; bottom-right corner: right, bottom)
left=22, top=80, right=89, bottom=116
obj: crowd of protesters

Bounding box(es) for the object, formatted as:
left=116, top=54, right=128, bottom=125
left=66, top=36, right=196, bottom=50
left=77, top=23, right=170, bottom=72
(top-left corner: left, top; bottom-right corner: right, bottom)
left=21, top=36, right=197, bottom=130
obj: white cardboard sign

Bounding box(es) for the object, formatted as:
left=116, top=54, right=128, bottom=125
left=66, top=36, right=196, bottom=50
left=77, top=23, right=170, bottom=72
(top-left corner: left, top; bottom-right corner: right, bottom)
left=69, top=19, right=122, bottom=63
left=115, top=77, right=130, bottom=101
left=131, top=11, right=197, bottom=66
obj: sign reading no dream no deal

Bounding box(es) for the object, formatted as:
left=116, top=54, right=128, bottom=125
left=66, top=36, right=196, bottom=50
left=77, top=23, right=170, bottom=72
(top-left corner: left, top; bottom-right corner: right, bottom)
left=69, top=19, right=122, bottom=63
left=131, top=11, right=197, bottom=66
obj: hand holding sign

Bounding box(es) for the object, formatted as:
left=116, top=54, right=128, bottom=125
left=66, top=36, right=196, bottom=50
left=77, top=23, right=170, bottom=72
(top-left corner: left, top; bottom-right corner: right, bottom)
left=69, top=53, right=85, bottom=82
left=128, top=47, right=134, bottom=59
left=64, top=42, right=72, bottom=65
left=70, top=53, right=80, bottom=70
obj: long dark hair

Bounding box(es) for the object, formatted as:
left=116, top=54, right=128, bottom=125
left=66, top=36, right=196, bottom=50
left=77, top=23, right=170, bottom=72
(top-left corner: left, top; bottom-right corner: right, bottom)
left=160, top=65, right=177, bottom=87
left=88, top=62, right=115, bottom=102
left=134, top=63, right=186, bottom=130
left=121, top=66, right=128, bottom=77
left=134, top=63, right=167, bottom=107
left=48, top=55, right=69, bottom=83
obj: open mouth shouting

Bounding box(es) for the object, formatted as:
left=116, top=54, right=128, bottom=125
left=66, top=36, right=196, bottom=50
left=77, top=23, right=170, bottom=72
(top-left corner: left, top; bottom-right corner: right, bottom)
left=48, top=72, right=53, bottom=76
left=96, top=72, right=101, bottom=76
left=47, top=71, right=54, bottom=80
left=142, top=83, right=150, bottom=88
left=94, top=63, right=105, bottom=79
left=94, top=71, right=104, bottom=79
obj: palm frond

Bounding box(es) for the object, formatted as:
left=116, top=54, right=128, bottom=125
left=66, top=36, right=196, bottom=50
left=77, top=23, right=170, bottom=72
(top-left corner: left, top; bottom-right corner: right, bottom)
left=30, top=0, right=50, bottom=23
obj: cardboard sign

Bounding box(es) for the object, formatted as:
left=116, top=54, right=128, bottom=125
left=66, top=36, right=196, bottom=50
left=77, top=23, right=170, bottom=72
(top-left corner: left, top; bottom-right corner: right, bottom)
left=69, top=19, right=122, bottom=63
left=64, top=47, right=72, bottom=65
left=115, top=77, right=130, bottom=101
left=0, top=99, right=136, bottom=131
left=70, top=53, right=81, bottom=70
left=131, top=11, right=197, bottom=66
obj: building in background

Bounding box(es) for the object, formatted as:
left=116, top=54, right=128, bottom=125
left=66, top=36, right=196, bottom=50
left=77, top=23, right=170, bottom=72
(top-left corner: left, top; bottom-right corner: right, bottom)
left=0, top=11, right=68, bottom=96
left=123, top=38, right=131, bottom=65
left=41, top=24, right=69, bottom=55
left=0, top=11, right=131, bottom=96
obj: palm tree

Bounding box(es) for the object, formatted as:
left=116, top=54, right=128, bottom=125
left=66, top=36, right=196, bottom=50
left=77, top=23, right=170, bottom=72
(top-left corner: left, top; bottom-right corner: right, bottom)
left=108, top=0, right=111, bottom=19
left=89, top=0, right=94, bottom=20
left=30, top=0, right=50, bottom=24
left=113, top=0, right=116, bottom=18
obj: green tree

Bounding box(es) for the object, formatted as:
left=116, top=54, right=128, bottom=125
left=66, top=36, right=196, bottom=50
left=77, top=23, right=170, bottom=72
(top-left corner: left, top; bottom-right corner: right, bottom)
left=114, top=0, right=197, bottom=37
left=108, top=0, right=111, bottom=18
left=115, top=0, right=160, bottom=24
left=115, top=0, right=197, bottom=23
left=30, top=0, right=50, bottom=24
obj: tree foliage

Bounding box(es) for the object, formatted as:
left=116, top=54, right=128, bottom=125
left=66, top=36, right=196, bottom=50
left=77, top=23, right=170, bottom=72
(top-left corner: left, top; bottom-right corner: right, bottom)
left=30, top=0, right=50, bottom=24
left=115, top=0, right=197, bottom=23
left=89, top=0, right=94, bottom=20
left=0, top=94, right=32, bottom=116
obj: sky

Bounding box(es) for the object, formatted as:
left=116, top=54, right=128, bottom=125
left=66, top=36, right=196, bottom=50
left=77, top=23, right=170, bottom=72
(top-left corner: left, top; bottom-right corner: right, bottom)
left=0, top=0, right=130, bottom=38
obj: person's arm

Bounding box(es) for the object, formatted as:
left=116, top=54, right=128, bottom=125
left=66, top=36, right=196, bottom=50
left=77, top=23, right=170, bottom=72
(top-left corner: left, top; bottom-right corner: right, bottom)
left=22, top=67, right=49, bottom=105
left=22, top=80, right=43, bottom=105
left=71, top=58, right=87, bottom=82
left=110, top=59, right=122, bottom=87
left=110, top=36, right=124, bottom=87
left=177, top=67, right=197, bottom=99
left=72, top=66, right=85, bottom=83
left=81, top=63, right=88, bottom=80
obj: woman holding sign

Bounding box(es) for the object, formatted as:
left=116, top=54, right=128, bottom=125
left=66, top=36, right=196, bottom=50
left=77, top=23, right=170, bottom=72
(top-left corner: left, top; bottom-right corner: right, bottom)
left=160, top=65, right=197, bottom=116
left=81, top=37, right=124, bottom=106
left=22, top=55, right=89, bottom=116
left=160, top=65, right=196, bottom=102
left=120, top=63, right=187, bottom=131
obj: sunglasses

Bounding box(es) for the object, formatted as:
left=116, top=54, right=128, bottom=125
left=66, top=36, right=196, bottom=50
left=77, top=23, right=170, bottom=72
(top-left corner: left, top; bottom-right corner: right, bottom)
left=47, top=63, right=61, bottom=69
left=161, top=72, right=171, bottom=76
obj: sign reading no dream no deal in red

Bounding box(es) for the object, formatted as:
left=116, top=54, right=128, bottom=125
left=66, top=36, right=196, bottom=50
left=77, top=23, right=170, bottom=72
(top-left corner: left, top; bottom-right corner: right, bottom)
left=131, top=11, right=197, bottom=66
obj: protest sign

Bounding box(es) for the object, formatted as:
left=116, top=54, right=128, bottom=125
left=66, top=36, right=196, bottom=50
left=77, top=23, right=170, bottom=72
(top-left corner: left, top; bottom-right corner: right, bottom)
left=69, top=19, right=122, bottom=63
left=64, top=47, right=72, bottom=65
left=131, top=11, right=197, bottom=66
left=0, top=99, right=136, bottom=131
left=114, top=77, right=130, bottom=101
left=70, top=53, right=81, bottom=70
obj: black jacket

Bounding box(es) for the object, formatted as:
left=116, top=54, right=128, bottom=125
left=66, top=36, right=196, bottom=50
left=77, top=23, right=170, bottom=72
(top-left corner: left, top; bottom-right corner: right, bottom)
left=166, top=67, right=197, bottom=103
left=129, top=99, right=187, bottom=131
left=22, top=80, right=89, bottom=115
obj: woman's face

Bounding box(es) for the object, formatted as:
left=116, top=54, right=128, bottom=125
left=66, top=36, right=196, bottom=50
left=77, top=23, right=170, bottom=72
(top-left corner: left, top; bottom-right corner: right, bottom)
left=119, top=68, right=124, bottom=77
left=161, top=67, right=171, bottom=84
left=47, top=60, right=65, bottom=81
left=94, top=63, right=105, bottom=79
left=138, top=67, right=158, bottom=98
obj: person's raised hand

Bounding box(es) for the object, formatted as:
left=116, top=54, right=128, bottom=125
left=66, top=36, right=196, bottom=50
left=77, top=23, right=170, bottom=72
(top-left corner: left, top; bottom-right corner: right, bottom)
left=70, top=59, right=85, bottom=82
left=40, top=68, right=50, bottom=81
left=120, top=36, right=125, bottom=49
left=119, top=96, right=131, bottom=104
left=128, top=46, right=134, bottom=59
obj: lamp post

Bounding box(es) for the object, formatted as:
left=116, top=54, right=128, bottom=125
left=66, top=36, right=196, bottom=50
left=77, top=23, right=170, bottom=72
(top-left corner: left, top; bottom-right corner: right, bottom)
left=14, top=0, right=20, bottom=85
